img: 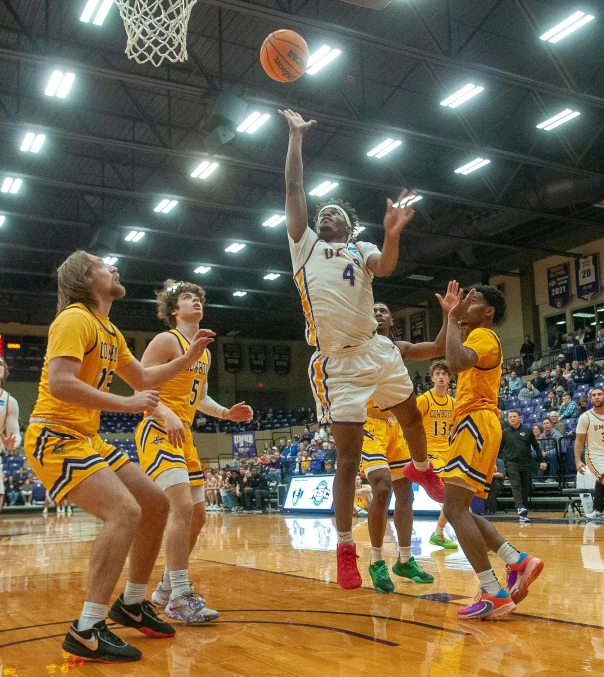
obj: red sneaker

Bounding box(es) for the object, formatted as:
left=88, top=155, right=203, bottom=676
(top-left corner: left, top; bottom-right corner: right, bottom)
left=506, top=553, right=544, bottom=604
left=404, top=462, right=444, bottom=503
left=336, top=543, right=362, bottom=589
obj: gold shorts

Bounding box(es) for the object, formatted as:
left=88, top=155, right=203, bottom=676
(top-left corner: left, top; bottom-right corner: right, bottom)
left=135, top=419, right=204, bottom=487
left=360, top=415, right=411, bottom=480
left=24, top=422, right=129, bottom=503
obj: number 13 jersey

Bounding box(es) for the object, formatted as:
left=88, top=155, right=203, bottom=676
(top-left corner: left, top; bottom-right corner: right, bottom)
left=289, top=228, right=380, bottom=354
left=31, top=303, right=134, bottom=436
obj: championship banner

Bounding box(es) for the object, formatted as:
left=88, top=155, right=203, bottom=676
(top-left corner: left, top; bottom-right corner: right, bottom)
left=575, top=254, right=600, bottom=301
left=223, top=342, right=241, bottom=373
left=232, top=431, right=255, bottom=457
left=410, top=312, right=425, bottom=344
left=273, top=345, right=291, bottom=375
left=249, top=344, right=266, bottom=373
left=547, top=263, right=570, bottom=308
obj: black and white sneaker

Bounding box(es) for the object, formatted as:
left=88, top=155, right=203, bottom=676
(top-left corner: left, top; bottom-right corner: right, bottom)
left=517, top=506, right=528, bottom=518
left=519, top=515, right=531, bottom=523
left=109, top=594, right=175, bottom=638
left=62, top=620, right=142, bottom=663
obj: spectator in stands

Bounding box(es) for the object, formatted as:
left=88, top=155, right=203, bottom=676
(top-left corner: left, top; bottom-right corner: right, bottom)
left=565, top=375, right=577, bottom=395
left=253, top=469, right=271, bottom=513
left=575, top=360, right=595, bottom=387
left=301, top=426, right=313, bottom=443
left=520, top=335, right=536, bottom=373
left=485, top=458, right=505, bottom=514
left=578, top=396, right=588, bottom=416
left=227, top=469, right=242, bottom=511
left=563, top=362, right=573, bottom=379
left=508, top=370, right=523, bottom=393
left=266, top=453, right=282, bottom=483
left=309, top=449, right=323, bottom=474
left=540, top=417, right=563, bottom=480
left=513, top=358, right=524, bottom=377
left=500, top=410, right=541, bottom=523
left=595, top=328, right=604, bottom=358
left=552, top=366, right=567, bottom=390
left=20, top=477, right=34, bottom=506
left=559, top=394, right=579, bottom=419
left=587, top=355, right=601, bottom=379
left=5, top=475, right=20, bottom=506
left=543, top=368, right=553, bottom=390
left=519, top=381, right=540, bottom=403
left=324, top=459, right=335, bottom=474
left=230, top=452, right=241, bottom=470
left=556, top=354, right=566, bottom=370
left=548, top=411, right=565, bottom=435
left=576, top=327, right=586, bottom=345
left=290, top=436, right=300, bottom=457
left=541, top=390, right=558, bottom=412
left=530, top=369, right=546, bottom=392
left=532, top=424, right=543, bottom=440
left=499, top=376, right=512, bottom=399
left=241, top=469, right=256, bottom=512
left=323, top=442, right=337, bottom=467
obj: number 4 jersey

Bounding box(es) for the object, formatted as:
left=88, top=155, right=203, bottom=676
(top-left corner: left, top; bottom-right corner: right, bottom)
left=31, top=303, right=135, bottom=436
left=289, top=228, right=380, bottom=354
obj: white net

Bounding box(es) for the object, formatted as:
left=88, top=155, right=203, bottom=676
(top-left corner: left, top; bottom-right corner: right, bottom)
left=113, top=0, right=198, bottom=67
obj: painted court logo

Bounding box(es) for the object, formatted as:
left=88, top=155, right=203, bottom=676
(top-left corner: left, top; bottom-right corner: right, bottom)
left=311, top=480, right=331, bottom=506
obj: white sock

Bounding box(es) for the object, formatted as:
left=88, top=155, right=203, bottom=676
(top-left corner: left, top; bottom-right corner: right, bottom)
left=435, top=525, right=445, bottom=536
left=161, top=566, right=171, bottom=590
left=169, top=570, right=191, bottom=600
left=497, top=542, right=522, bottom=565
left=477, top=569, right=501, bottom=595
left=337, top=530, right=354, bottom=545
left=123, top=581, right=147, bottom=606
left=412, top=459, right=429, bottom=472
left=78, top=601, right=107, bottom=632
left=397, top=545, right=412, bottom=563
left=370, top=546, right=383, bottom=564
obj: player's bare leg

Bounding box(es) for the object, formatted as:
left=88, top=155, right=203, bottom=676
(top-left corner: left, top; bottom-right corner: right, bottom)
left=331, top=422, right=365, bottom=589
left=366, top=468, right=395, bottom=593
left=189, top=500, right=206, bottom=553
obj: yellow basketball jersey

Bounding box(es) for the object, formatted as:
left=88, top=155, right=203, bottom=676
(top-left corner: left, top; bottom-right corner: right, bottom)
left=152, top=329, right=209, bottom=425
left=367, top=398, right=391, bottom=417
left=355, top=492, right=367, bottom=510
left=31, top=303, right=134, bottom=436
left=454, top=327, right=502, bottom=422
left=416, top=389, right=454, bottom=455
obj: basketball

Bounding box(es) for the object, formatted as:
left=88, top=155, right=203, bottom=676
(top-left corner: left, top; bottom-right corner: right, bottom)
left=260, top=30, right=309, bottom=83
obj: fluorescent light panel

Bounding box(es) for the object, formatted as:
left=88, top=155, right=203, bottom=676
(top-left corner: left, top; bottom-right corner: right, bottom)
left=0, top=216, right=5, bottom=227
left=1, top=178, right=22, bottom=194
left=45, top=71, right=75, bottom=98
left=309, top=181, right=338, bottom=197
left=440, top=84, right=484, bottom=108
left=536, top=109, right=581, bottom=130
left=225, top=243, right=246, bottom=253
left=20, top=132, right=46, bottom=152
left=454, top=158, right=491, bottom=174
left=233, top=291, right=247, bottom=297
left=264, top=273, right=280, bottom=280
left=354, top=226, right=365, bottom=234
left=262, top=214, right=286, bottom=227
left=393, top=195, right=423, bottom=208
left=80, top=0, right=113, bottom=25
left=103, top=256, right=118, bottom=265
left=125, top=230, right=145, bottom=242
left=540, top=11, right=595, bottom=43
left=237, top=112, right=271, bottom=134
left=154, top=199, right=178, bottom=213
left=367, top=139, right=402, bottom=158
left=195, top=266, right=211, bottom=274
left=306, top=46, right=342, bottom=75
left=191, top=160, right=219, bottom=179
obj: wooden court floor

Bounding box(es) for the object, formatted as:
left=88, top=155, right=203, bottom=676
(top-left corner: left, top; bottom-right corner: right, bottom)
left=1, top=511, right=604, bottom=676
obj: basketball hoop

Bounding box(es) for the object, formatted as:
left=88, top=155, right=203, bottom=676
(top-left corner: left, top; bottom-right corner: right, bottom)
left=113, top=0, right=198, bottom=67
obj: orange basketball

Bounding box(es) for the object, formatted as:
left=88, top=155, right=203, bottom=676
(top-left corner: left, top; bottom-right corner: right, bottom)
left=260, top=30, right=309, bottom=83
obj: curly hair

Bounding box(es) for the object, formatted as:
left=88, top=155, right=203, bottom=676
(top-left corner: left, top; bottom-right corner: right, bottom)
left=156, top=279, right=206, bottom=328
left=429, top=360, right=450, bottom=377
left=470, top=285, right=506, bottom=325
left=313, top=199, right=360, bottom=241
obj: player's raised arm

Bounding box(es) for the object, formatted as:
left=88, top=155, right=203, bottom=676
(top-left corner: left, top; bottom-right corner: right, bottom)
left=279, top=109, right=316, bottom=243
left=446, top=288, right=479, bottom=373
left=1, top=396, right=21, bottom=450
left=366, top=189, right=416, bottom=277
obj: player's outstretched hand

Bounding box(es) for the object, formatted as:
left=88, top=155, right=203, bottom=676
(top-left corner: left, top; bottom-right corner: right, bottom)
left=226, top=402, right=254, bottom=423
left=186, top=329, right=216, bottom=363
left=448, top=287, right=476, bottom=322
left=126, top=390, right=160, bottom=413
left=278, top=109, right=317, bottom=135
left=383, top=189, right=416, bottom=236
left=0, top=432, right=18, bottom=451
left=436, top=280, right=460, bottom=314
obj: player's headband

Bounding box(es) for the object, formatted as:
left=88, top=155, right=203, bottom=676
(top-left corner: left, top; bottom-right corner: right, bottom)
left=318, top=204, right=354, bottom=231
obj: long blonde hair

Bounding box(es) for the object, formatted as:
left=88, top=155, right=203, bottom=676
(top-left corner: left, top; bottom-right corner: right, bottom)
left=56, top=250, right=100, bottom=315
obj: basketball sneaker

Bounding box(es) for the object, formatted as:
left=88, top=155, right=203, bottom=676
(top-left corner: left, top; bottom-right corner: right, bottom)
left=585, top=510, right=604, bottom=520
left=165, top=589, right=219, bottom=624
left=392, top=556, right=434, bottom=583
left=368, top=560, right=395, bottom=594
left=62, top=620, right=142, bottom=663
left=517, top=506, right=528, bottom=518
left=506, top=553, right=544, bottom=604
left=403, top=463, right=444, bottom=503
left=336, top=543, right=362, bottom=589
left=151, top=582, right=171, bottom=607
left=429, top=533, right=458, bottom=549
left=108, top=594, right=175, bottom=638
left=457, top=588, right=515, bottom=620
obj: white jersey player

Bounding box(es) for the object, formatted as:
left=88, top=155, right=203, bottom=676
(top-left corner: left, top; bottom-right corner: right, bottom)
left=280, top=108, right=444, bottom=591
left=0, top=357, right=21, bottom=511
left=575, top=386, right=604, bottom=485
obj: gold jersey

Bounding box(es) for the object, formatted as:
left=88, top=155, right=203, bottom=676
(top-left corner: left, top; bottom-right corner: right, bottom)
left=454, top=327, right=502, bottom=422
left=31, top=303, right=134, bottom=436
left=416, top=389, right=455, bottom=455
left=366, top=398, right=392, bottom=418
left=150, top=329, right=209, bottom=425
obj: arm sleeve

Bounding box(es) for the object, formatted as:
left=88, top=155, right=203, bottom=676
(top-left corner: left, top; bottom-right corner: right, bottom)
left=288, top=227, right=319, bottom=271
left=463, top=328, right=501, bottom=369
left=576, top=413, right=589, bottom=435
left=196, top=381, right=228, bottom=419
left=46, top=310, right=95, bottom=361
left=115, top=327, right=135, bottom=370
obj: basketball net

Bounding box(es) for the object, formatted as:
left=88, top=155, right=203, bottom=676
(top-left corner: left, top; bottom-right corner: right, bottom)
left=113, top=0, right=198, bottom=67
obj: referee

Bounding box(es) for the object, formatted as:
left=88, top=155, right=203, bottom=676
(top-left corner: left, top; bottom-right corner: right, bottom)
left=500, top=410, right=541, bottom=523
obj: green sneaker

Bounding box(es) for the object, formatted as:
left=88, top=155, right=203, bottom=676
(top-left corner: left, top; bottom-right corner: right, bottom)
left=429, top=532, right=458, bottom=549
left=392, top=556, right=434, bottom=583
left=368, top=560, right=395, bottom=594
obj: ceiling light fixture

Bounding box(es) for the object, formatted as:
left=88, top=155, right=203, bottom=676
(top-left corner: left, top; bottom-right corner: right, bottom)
left=191, top=160, right=219, bottom=179
left=154, top=199, right=178, bottom=213
left=225, top=243, right=246, bottom=253
left=306, top=46, right=342, bottom=75
left=1, top=177, right=22, bottom=194
left=103, top=256, right=118, bottom=266
left=309, top=181, right=339, bottom=197
left=536, top=108, right=581, bottom=130
left=540, top=11, right=595, bottom=43
left=125, top=230, right=145, bottom=242
left=233, top=291, right=247, bottom=297
left=20, top=132, right=46, bottom=153
left=454, top=158, right=491, bottom=175
left=262, top=214, right=286, bottom=228
left=367, top=139, right=402, bottom=158
left=45, top=71, right=75, bottom=98
left=194, top=266, right=211, bottom=274
left=237, top=112, right=271, bottom=134
left=264, top=273, right=281, bottom=280
left=0, top=216, right=5, bottom=227
left=80, top=0, right=114, bottom=25
left=440, top=84, right=484, bottom=108
left=354, top=226, right=365, bottom=234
